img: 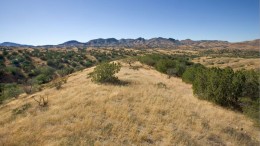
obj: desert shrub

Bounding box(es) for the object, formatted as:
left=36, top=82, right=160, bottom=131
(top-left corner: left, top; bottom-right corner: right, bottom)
left=33, top=95, right=48, bottom=107
left=0, top=84, right=4, bottom=104
left=35, top=74, right=50, bottom=84
left=28, top=68, right=41, bottom=77
left=192, top=67, right=239, bottom=107
left=57, top=67, right=74, bottom=77
left=1, top=84, right=23, bottom=101
left=23, top=79, right=40, bottom=94
left=71, top=62, right=78, bottom=67
left=174, top=61, right=187, bottom=77
left=241, top=70, right=259, bottom=98
left=5, top=66, right=25, bottom=82
left=166, top=68, right=177, bottom=78
left=239, top=97, right=259, bottom=125
left=3, top=49, right=8, bottom=56
left=123, top=57, right=137, bottom=66
left=39, top=66, right=55, bottom=76
left=186, top=65, right=259, bottom=114
left=155, top=59, right=175, bottom=73
left=33, top=66, right=55, bottom=84
left=139, top=54, right=190, bottom=77
left=88, top=62, right=121, bottom=83
left=84, top=61, right=93, bottom=67
left=52, top=77, right=67, bottom=90
left=54, top=80, right=62, bottom=89
left=139, top=54, right=161, bottom=66
left=156, top=82, right=167, bottom=88
left=47, top=59, right=64, bottom=69
left=0, top=54, right=4, bottom=61
left=12, top=103, right=32, bottom=115
left=182, top=64, right=204, bottom=83
left=129, top=66, right=141, bottom=70
left=21, top=60, right=35, bottom=72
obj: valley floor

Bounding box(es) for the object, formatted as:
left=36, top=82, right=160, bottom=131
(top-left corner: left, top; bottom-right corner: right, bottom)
left=0, top=62, right=259, bottom=146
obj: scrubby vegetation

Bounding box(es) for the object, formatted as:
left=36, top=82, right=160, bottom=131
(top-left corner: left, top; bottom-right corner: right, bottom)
left=139, top=54, right=260, bottom=125
left=139, top=54, right=193, bottom=77
left=0, top=47, right=259, bottom=125
left=200, top=49, right=260, bottom=58
left=182, top=65, right=259, bottom=123
left=0, top=47, right=141, bottom=103
left=0, top=49, right=259, bottom=145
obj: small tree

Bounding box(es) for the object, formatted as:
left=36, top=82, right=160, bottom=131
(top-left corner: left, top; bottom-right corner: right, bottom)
left=88, top=62, right=121, bottom=83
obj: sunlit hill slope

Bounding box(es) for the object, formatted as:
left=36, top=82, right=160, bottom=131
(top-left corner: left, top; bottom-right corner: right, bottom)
left=0, top=61, right=259, bottom=146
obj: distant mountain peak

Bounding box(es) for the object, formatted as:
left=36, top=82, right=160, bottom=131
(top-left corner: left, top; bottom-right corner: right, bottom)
left=59, top=40, right=84, bottom=46
left=0, top=42, right=32, bottom=47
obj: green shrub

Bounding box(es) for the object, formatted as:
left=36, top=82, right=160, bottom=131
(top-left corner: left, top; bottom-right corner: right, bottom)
left=182, top=65, right=202, bottom=83
left=188, top=66, right=259, bottom=112
left=1, top=84, right=23, bottom=101
left=23, top=79, right=40, bottom=94
left=88, top=62, right=121, bottom=83
left=5, top=66, right=25, bottom=80
left=52, top=77, right=67, bottom=90
left=84, top=61, right=93, bottom=67
left=139, top=54, right=161, bottom=66
left=35, top=74, right=50, bottom=84
left=57, top=69, right=68, bottom=77
left=155, top=59, right=175, bottom=73
left=239, top=97, right=260, bottom=126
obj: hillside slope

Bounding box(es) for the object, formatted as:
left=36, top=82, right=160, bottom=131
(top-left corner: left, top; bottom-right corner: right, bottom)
left=0, top=62, right=259, bottom=145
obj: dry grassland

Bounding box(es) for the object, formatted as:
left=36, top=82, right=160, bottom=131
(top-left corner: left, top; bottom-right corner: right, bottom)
left=193, top=57, right=260, bottom=71
left=0, top=62, right=259, bottom=145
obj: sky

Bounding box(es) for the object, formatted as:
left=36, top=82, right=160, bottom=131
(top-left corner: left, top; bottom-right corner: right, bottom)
left=0, top=0, right=259, bottom=45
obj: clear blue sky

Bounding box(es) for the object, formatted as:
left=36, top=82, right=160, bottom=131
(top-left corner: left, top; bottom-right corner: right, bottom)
left=0, top=0, right=259, bottom=45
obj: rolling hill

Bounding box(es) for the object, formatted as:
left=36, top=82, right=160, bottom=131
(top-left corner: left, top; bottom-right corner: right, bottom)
left=1, top=38, right=259, bottom=50
left=0, top=61, right=258, bottom=145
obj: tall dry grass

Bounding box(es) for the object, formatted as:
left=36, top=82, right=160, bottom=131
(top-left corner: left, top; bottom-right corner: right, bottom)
left=192, top=57, right=260, bottom=71
left=0, top=62, right=259, bottom=146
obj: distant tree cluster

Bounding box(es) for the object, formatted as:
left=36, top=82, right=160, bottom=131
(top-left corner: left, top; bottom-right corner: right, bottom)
left=139, top=54, right=193, bottom=77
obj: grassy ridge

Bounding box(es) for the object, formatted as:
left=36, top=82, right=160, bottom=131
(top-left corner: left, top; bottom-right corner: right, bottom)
left=139, top=54, right=260, bottom=125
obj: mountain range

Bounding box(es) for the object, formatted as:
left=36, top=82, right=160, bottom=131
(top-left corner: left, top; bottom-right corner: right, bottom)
left=0, top=38, right=259, bottom=50
left=0, top=42, right=33, bottom=47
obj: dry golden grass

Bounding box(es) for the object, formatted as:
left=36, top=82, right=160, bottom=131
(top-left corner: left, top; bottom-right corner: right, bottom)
left=0, top=62, right=259, bottom=146
left=193, top=57, right=260, bottom=70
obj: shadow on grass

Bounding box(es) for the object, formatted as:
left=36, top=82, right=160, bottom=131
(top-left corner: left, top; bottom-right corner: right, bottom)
left=96, top=78, right=131, bottom=86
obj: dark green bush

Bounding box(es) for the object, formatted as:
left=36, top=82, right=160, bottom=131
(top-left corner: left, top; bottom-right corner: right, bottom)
left=1, top=84, right=23, bottom=101
left=139, top=54, right=162, bottom=66
left=239, top=97, right=259, bottom=124
left=139, top=54, right=190, bottom=77
left=155, top=59, right=176, bottom=73
left=183, top=66, right=259, bottom=113
left=88, top=62, right=121, bottom=83
left=35, top=74, right=51, bottom=84
left=182, top=64, right=205, bottom=84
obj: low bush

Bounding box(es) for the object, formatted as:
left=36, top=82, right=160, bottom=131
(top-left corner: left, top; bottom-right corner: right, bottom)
left=52, top=77, right=67, bottom=90
left=0, top=84, right=23, bottom=103
left=12, top=103, right=32, bottom=115
left=88, top=62, right=121, bottom=83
